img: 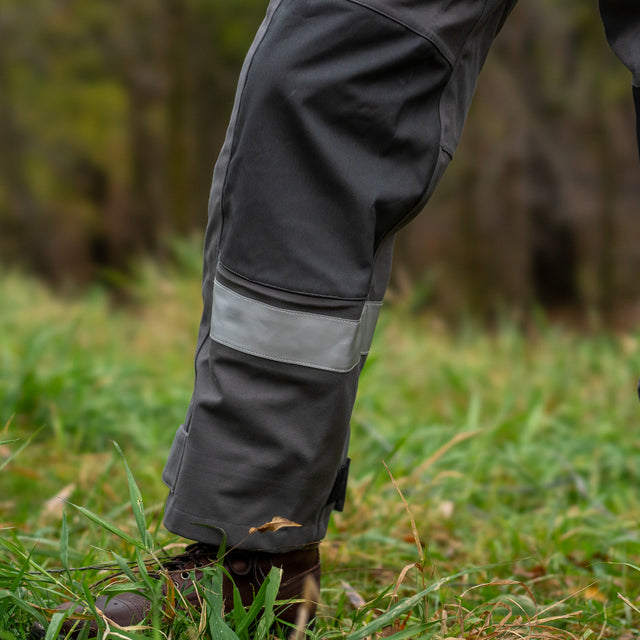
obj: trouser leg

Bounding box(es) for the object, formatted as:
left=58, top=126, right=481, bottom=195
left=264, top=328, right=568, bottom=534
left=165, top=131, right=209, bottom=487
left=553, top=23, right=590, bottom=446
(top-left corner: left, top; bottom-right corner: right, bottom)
left=635, top=86, right=640, bottom=156
left=599, top=0, right=640, bottom=157
left=162, top=0, right=518, bottom=552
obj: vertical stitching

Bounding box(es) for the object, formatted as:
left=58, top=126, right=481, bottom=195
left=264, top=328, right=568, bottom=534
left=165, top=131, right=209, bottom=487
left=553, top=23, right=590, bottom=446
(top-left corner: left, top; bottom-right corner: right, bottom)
left=219, top=0, right=289, bottom=249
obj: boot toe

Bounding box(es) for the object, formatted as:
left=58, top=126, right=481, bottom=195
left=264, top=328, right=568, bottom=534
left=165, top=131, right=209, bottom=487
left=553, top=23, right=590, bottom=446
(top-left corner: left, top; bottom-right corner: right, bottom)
left=101, top=592, right=152, bottom=625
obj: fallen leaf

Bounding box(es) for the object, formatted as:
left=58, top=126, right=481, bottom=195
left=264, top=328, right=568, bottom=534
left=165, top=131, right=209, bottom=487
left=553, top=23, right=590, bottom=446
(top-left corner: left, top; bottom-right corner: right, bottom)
left=438, top=500, right=455, bottom=519
left=249, top=516, right=302, bottom=534
left=380, top=621, right=404, bottom=637
left=512, top=563, right=547, bottom=580
left=42, top=483, right=76, bottom=519
left=341, top=580, right=366, bottom=609
left=8, top=465, right=43, bottom=480
left=584, top=585, right=607, bottom=603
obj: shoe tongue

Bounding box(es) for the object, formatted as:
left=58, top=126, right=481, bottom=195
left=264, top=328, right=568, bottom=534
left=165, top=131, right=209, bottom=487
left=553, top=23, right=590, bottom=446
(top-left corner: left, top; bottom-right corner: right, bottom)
left=186, top=542, right=217, bottom=554
left=163, top=543, right=216, bottom=570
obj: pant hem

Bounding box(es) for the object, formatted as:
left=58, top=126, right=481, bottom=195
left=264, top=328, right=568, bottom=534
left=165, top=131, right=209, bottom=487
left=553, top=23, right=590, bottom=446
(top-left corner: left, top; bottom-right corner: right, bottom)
left=163, top=499, right=326, bottom=553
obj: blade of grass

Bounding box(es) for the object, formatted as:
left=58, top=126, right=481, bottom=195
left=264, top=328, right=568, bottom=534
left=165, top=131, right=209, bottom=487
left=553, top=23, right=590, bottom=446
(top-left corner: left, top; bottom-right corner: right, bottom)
left=370, top=621, right=437, bottom=640
left=0, top=428, right=41, bottom=473
left=111, top=551, right=140, bottom=584
left=134, top=547, right=154, bottom=590
left=60, top=510, right=70, bottom=576
left=231, top=569, right=269, bottom=637
left=254, top=567, right=282, bottom=640
left=0, top=589, right=47, bottom=627
left=0, top=537, right=73, bottom=597
left=202, top=565, right=240, bottom=640
left=345, top=571, right=466, bottom=640
left=44, top=611, right=67, bottom=640
left=230, top=582, right=250, bottom=639
left=68, top=503, right=140, bottom=549
left=113, top=442, right=153, bottom=551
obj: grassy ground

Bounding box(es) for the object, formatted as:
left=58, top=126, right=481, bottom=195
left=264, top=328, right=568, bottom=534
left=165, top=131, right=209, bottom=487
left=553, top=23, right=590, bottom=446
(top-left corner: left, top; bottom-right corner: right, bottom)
left=2, top=239, right=640, bottom=638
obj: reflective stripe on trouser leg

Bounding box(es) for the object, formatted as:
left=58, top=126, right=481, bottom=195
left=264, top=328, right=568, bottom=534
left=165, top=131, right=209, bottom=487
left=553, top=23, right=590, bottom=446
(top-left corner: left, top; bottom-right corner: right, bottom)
left=210, top=280, right=382, bottom=373
left=163, top=0, right=519, bottom=551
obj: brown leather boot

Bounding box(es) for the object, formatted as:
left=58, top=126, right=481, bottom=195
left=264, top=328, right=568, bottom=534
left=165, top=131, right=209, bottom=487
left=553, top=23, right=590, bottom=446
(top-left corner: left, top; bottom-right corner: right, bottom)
left=31, top=543, right=320, bottom=638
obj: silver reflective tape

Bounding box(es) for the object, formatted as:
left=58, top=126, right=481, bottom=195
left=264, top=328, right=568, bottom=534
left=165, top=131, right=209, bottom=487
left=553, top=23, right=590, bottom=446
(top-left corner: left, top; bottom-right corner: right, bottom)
left=210, top=280, right=382, bottom=372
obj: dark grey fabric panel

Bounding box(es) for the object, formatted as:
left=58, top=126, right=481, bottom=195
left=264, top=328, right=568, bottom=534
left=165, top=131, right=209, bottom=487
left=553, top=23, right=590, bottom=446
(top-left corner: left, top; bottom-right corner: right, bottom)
left=216, top=264, right=366, bottom=319
left=163, top=336, right=360, bottom=551
left=350, top=0, right=517, bottom=64
left=599, top=0, right=640, bottom=82
left=599, top=0, right=640, bottom=157
left=635, top=85, right=640, bottom=158
left=220, top=0, right=451, bottom=299
left=201, top=0, right=287, bottom=281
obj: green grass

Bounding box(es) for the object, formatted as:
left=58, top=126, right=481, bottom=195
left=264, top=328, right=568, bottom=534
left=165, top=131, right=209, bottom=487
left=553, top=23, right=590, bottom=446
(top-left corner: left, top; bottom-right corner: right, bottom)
left=2, top=238, right=640, bottom=638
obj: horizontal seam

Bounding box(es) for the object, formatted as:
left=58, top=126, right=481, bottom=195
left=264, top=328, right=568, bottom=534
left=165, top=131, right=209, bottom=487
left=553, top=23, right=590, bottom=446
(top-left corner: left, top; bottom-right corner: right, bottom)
left=215, top=280, right=366, bottom=325
left=210, top=335, right=359, bottom=372
left=342, top=0, right=455, bottom=68
left=218, top=0, right=288, bottom=250
left=220, top=261, right=368, bottom=302
left=169, top=504, right=294, bottom=529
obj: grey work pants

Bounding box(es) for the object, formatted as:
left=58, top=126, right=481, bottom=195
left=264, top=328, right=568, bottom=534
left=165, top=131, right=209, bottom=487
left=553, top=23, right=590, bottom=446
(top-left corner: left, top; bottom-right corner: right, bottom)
left=162, top=0, right=640, bottom=552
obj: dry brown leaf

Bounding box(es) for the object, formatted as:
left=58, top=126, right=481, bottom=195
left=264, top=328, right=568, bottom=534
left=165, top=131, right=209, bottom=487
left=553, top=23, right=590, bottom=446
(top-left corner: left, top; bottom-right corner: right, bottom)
left=391, top=562, right=420, bottom=601
left=379, top=621, right=404, bottom=637
left=438, top=500, right=455, bottom=519
left=42, top=483, right=76, bottom=519
left=249, top=516, right=302, bottom=534
left=409, top=430, right=484, bottom=479
left=341, top=580, right=366, bottom=609
left=583, top=585, right=607, bottom=603
left=512, top=563, right=547, bottom=580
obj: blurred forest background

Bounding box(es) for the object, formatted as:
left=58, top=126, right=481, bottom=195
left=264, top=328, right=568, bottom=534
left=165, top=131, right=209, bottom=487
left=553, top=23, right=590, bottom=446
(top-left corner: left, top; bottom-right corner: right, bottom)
left=0, top=0, right=638, bottom=321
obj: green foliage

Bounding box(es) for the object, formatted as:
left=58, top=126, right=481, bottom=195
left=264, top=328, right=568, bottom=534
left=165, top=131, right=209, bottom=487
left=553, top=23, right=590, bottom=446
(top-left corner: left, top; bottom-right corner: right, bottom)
left=0, top=0, right=269, bottom=282
left=2, top=250, right=640, bottom=636
left=0, top=258, right=197, bottom=452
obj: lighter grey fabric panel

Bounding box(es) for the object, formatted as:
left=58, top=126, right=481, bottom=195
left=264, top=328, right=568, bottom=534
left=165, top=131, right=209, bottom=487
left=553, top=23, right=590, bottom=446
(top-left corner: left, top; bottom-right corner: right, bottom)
left=210, top=280, right=382, bottom=372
